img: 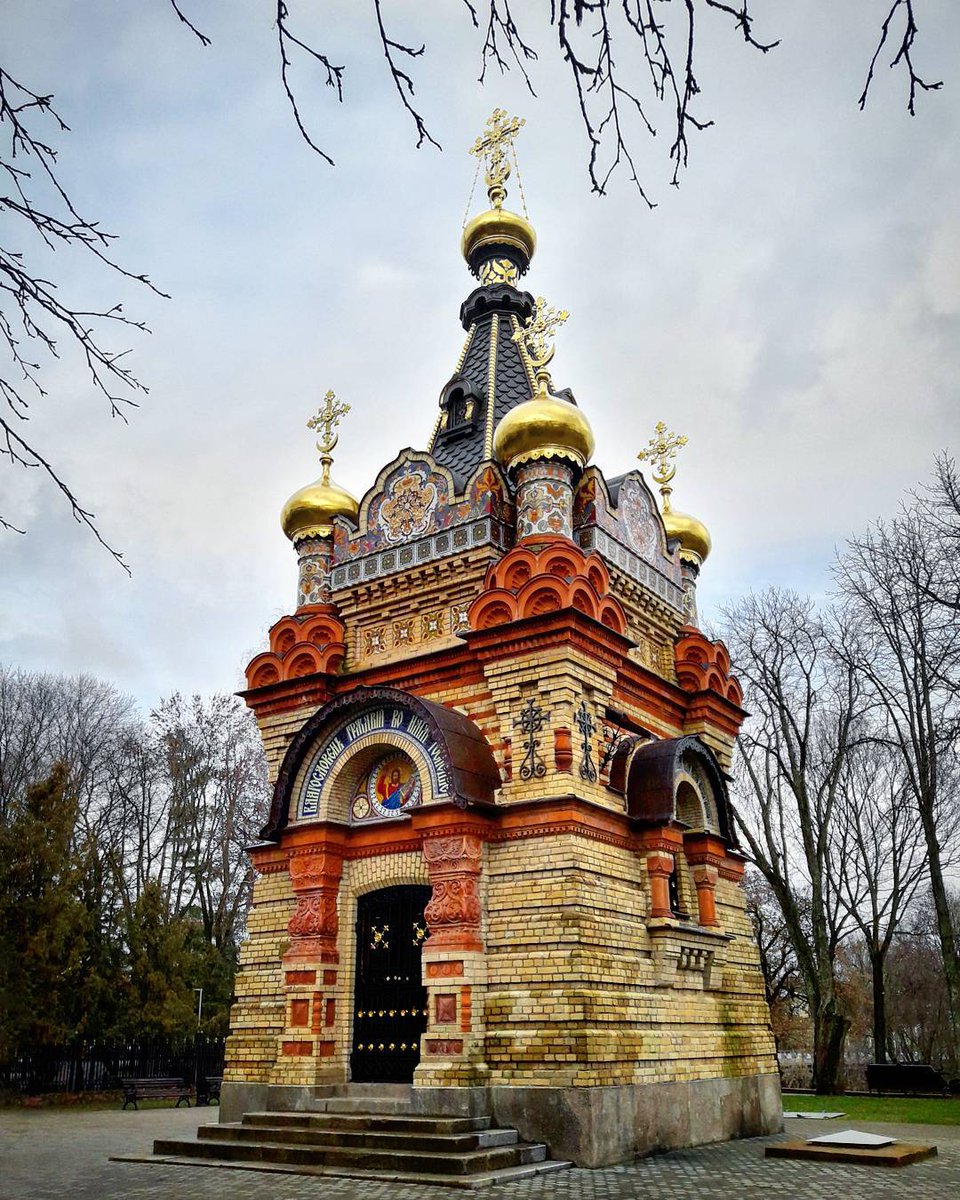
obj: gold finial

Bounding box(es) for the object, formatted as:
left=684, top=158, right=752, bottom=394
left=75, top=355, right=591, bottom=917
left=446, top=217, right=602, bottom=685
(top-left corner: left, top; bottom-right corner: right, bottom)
left=307, top=389, right=350, bottom=484
left=637, top=421, right=688, bottom=512
left=513, top=296, right=569, bottom=389
left=470, top=108, right=525, bottom=209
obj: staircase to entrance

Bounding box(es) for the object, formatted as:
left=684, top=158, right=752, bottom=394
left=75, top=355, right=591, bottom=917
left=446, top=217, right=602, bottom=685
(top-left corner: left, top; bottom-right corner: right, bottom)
left=128, top=1085, right=573, bottom=1188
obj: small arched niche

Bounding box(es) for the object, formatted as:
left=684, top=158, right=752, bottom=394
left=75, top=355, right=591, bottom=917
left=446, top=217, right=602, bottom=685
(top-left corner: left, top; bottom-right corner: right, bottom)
left=621, top=735, right=735, bottom=845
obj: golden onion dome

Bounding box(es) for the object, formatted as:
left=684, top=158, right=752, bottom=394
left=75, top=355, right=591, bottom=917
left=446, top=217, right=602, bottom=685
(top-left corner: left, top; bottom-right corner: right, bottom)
left=663, top=506, right=711, bottom=566
left=281, top=473, right=358, bottom=543
left=462, top=206, right=536, bottom=272
left=494, top=381, right=595, bottom=473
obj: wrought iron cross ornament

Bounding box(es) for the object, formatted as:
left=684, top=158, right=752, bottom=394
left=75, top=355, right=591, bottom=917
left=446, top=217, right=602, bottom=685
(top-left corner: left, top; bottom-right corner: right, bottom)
left=516, top=697, right=548, bottom=781
left=575, top=698, right=597, bottom=782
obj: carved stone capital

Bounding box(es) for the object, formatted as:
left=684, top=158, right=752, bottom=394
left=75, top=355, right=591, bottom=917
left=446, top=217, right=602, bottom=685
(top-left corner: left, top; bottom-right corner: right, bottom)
left=422, top=834, right=484, bottom=951
left=288, top=891, right=339, bottom=940
left=422, top=834, right=483, bottom=872
left=644, top=851, right=675, bottom=878
left=288, top=849, right=344, bottom=892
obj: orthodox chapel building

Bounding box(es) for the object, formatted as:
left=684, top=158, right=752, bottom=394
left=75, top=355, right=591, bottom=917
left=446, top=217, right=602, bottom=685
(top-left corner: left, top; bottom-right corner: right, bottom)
left=220, top=112, right=780, bottom=1168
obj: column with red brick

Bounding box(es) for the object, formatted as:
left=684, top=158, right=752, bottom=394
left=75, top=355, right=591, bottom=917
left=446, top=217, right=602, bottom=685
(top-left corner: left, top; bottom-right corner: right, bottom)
left=417, top=833, right=489, bottom=1085
left=272, top=846, right=344, bottom=1084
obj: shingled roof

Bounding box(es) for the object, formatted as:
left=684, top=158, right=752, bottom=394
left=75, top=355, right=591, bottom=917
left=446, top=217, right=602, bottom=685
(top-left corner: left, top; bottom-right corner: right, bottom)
left=428, top=283, right=539, bottom=490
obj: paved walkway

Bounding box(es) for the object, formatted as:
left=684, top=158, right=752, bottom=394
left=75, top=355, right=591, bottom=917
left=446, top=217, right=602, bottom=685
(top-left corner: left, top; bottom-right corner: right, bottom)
left=0, top=1107, right=958, bottom=1200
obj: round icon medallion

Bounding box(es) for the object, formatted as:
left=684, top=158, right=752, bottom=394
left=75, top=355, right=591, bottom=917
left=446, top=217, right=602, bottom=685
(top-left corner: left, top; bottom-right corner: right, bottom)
left=367, top=753, right=422, bottom=817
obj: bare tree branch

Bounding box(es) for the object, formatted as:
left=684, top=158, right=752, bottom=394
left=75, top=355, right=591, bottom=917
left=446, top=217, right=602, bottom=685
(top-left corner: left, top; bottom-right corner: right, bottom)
left=470, top=0, right=539, bottom=94
left=1, top=417, right=130, bottom=572
left=275, top=1, right=344, bottom=167
left=860, top=0, right=943, bottom=115
left=372, top=0, right=441, bottom=151
left=0, top=66, right=170, bottom=564
left=166, top=0, right=212, bottom=47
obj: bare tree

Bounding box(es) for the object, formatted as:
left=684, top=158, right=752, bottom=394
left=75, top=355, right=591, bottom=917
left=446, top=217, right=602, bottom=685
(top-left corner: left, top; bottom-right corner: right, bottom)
left=917, top=453, right=960, bottom=614
left=829, top=737, right=931, bottom=1063
left=885, top=893, right=960, bottom=1069
left=720, top=588, right=861, bottom=1093
left=836, top=489, right=960, bottom=1069
left=0, top=666, right=133, bottom=822
left=172, top=3, right=941, bottom=200
left=745, top=869, right=807, bottom=1051
left=150, top=693, right=269, bottom=952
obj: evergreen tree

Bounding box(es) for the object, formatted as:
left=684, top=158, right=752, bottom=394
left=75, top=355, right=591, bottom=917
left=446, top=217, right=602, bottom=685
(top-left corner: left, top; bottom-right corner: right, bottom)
left=0, top=764, right=98, bottom=1051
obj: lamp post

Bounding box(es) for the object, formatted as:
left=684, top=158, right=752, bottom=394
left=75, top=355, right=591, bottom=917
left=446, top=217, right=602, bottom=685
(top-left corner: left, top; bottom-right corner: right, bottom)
left=192, top=988, right=204, bottom=1100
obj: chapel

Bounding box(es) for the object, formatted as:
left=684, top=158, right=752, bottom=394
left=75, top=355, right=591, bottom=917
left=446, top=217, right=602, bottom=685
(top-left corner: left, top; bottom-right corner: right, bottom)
left=219, top=111, right=780, bottom=1167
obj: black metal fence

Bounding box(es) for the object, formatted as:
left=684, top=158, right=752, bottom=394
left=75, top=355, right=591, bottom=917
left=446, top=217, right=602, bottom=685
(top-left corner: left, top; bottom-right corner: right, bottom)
left=0, top=1034, right=226, bottom=1096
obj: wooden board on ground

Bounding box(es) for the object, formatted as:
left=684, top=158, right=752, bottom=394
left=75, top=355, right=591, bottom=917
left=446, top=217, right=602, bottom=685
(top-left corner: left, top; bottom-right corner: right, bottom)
left=766, top=1139, right=937, bottom=1167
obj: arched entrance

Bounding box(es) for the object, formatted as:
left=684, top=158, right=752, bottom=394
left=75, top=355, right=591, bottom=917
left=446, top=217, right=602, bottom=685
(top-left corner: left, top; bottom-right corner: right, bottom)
left=351, top=885, right=432, bottom=1083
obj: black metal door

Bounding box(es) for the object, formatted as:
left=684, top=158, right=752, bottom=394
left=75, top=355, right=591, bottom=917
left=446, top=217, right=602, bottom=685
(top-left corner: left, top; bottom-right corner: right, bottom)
left=351, top=885, right=431, bottom=1083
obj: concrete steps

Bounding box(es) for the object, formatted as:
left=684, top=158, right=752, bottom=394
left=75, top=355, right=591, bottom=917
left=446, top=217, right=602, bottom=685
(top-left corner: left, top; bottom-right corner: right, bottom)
left=135, top=1104, right=572, bottom=1188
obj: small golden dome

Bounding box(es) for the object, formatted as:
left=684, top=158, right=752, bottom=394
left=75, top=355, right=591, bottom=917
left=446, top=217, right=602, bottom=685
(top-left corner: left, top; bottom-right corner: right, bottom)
left=462, top=206, right=536, bottom=270
left=281, top=473, right=358, bottom=543
left=663, top=507, right=711, bottom=566
left=494, top=381, right=595, bottom=472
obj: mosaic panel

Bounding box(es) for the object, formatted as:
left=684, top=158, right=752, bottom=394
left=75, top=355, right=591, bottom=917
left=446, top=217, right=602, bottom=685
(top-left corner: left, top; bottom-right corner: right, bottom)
left=334, top=460, right=513, bottom=561
left=330, top=518, right=509, bottom=590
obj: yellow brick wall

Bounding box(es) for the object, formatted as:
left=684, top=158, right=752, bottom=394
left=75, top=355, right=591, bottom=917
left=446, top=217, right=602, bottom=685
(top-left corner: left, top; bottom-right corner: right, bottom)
left=224, top=867, right=294, bottom=1083
left=230, top=550, right=772, bottom=1094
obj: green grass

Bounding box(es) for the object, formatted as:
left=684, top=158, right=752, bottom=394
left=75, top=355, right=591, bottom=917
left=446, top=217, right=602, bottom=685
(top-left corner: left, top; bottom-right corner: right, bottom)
left=784, top=1092, right=960, bottom=1125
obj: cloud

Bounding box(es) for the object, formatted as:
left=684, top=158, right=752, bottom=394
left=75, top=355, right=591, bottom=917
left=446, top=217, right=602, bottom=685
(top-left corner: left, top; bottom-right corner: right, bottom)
left=2, top=1, right=959, bottom=711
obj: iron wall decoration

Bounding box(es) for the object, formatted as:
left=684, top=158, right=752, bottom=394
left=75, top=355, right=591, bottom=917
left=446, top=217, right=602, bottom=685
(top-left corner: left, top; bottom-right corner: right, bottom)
left=352, top=886, right=432, bottom=1083
left=516, top=696, right=548, bottom=780
left=575, top=698, right=597, bottom=782
left=600, top=725, right=636, bottom=776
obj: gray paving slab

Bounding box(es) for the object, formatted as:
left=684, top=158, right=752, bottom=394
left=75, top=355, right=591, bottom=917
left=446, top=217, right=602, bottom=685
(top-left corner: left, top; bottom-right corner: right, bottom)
left=0, top=1107, right=958, bottom=1200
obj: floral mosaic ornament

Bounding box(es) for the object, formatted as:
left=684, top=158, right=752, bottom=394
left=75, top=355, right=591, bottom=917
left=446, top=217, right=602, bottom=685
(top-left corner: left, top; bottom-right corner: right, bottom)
left=378, top=467, right=439, bottom=544
left=617, top=477, right=658, bottom=562
left=516, top=461, right=571, bottom=539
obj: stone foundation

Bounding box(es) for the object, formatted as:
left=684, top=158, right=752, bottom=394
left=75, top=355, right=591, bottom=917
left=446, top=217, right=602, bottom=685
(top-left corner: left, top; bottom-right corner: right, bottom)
left=219, top=1075, right=783, bottom=1167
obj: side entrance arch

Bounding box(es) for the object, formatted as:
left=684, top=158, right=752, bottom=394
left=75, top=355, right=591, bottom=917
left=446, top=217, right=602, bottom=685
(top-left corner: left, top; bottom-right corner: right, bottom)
left=351, top=885, right=432, bottom=1083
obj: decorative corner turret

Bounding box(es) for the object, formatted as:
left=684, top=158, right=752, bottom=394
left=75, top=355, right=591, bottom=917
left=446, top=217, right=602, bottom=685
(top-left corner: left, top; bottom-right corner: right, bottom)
left=493, top=298, right=594, bottom=543
left=281, top=391, right=359, bottom=610
left=638, top=421, right=711, bottom=624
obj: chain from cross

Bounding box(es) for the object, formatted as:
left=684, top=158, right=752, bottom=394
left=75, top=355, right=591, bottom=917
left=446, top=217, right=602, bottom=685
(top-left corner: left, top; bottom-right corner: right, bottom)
left=574, top=699, right=598, bottom=783
left=637, top=420, right=688, bottom=486
left=470, top=108, right=525, bottom=200
left=307, top=389, right=350, bottom=459
left=513, top=296, right=569, bottom=371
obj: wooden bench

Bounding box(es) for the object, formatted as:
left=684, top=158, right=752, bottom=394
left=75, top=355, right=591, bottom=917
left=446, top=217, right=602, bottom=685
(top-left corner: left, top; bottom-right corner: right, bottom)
left=865, top=1062, right=950, bottom=1096
left=197, top=1075, right=222, bottom=1106
left=121, top=1076, right=194, bottom=1110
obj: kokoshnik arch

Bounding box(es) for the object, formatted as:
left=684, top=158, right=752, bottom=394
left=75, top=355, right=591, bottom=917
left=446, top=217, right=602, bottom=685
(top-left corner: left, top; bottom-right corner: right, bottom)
left=221, top=109, right=781, bottom=1166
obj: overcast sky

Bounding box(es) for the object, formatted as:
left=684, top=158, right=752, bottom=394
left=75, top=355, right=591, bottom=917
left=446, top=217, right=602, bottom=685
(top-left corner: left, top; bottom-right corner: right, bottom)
left=2, top=2, right=958, bottom=711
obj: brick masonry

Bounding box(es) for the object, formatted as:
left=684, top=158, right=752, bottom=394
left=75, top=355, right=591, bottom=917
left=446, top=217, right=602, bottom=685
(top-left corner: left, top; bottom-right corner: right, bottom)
left=226, top=395, right=779, bottom=1165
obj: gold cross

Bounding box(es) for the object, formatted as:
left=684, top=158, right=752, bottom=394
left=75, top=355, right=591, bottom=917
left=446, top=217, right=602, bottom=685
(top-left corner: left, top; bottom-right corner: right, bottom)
left=513, top=295, right=569, bottom=372
left=470, top=108, right=525, bottom=204
left=637, top=421, right=688, bottom=486
left=307, top=389, right=350, bottom=459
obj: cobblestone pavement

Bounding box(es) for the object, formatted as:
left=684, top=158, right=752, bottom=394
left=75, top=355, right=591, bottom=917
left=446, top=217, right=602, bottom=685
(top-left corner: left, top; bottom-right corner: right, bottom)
left=1, top=1108, right=958, bottom=1200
